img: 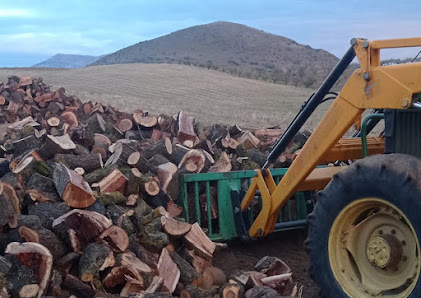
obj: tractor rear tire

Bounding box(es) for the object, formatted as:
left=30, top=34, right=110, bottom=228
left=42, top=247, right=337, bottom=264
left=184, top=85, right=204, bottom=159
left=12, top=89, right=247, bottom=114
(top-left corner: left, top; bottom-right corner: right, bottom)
left=306, top=154, right=421, bottom=297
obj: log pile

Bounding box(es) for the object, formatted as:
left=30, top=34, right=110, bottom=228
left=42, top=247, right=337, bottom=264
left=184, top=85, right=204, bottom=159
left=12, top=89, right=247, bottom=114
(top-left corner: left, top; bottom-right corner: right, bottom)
left=0, top=75, right=304, bottom=297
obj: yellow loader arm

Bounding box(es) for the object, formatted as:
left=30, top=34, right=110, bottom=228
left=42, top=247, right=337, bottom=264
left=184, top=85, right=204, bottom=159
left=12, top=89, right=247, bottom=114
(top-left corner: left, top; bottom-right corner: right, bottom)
left=241, top=37, right=421, bottom=237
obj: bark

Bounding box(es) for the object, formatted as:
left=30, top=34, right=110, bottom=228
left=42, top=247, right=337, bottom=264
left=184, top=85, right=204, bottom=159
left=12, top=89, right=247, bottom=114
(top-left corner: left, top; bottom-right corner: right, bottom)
left=97, top=168, right=127, bottom=194
left=169, top=250, right=199, bottom=285
left=38, top=134, right=76, bottom=160
left=54, top=153, right=102, bottom=172
left=183, top=223, right=216, bottom=261
left=142, top=138, right=173, bottom=160
left=79, top=242, right=114, bottom=282
left=53, top=162, right=95, bottom=208
left=0, top=181, right=21, bottom=227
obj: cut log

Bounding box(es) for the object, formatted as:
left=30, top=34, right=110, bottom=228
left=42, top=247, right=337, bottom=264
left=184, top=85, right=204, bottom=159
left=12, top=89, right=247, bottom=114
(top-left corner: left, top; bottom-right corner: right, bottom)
left=199, top=266, right=227, bottom=290
left=177, top=111, right=198, bottom=143
left=178, top=149, right=206, bottom=173
left=142, top=137, right=173, bottom=159
left=106, top=140, right=137, bottom=167
left=238, top=131, right=260, bottom=149
left=84, top=164, right=117, bottom=184
left=158, top=248, right=180, bottom=293
left=137, top=217, right=169, bottom=253
left=86, top=113, right=106, bottom=133
left=120, top=275, right=144, bottom=297
left=180, top=285, right=219, bottom=298
left=244, top=286, right=280, bottom=298
left=0, top=96, right=5, bottom=105
left=221, top=283, right=243, bottom=298
left=47, top=116, right=61, bottom=127
left=0, top=181, right=21, bottom=227
left=148, top=154, right=170, bottom=167
left=53, top=162, right=95, bottom=208
left=54, top=153, right=102, bottom=172
left=128, top=151, right=158, bottom=175
left=164, top=217, right=191, bottom=237
left=19, top=284, right=41, bottom=298
left=169, top=251, right=199, bottom=285
left=74, top=167, right=85, bottom=176
left=61, top=111, right=79, bottom=127
left=208, top=151, right=232, bottom=173
left=184, top=223, right=216, bottom=261
left=126, top=167, right=143, bottom=196
left=116, top=118, right=133, bottom=132
left=62, top=274, right=96, bottom=298
left=144, top=189, right=171, bottom=209
left=79, top=242, right=114, bottom=282
left=128, top=240, right=160, bottom=270
left=99, top=225, right=129, bottom=252
left=19, top=76, right=33, bottom=86
left=195, top=139, right=214, bottom=155
left=52, top=209, right=112, bottom=252
left=97, top=169, right=127, bottom=194
left=83, top=101, right=93, bottom=115
left=138, top=116, right=158, bottom=128
left=6, top=242, right=53, bottom=297
left=103, top=251, right=152, bottom=289
left=38, top=134, right=76, bottom=159
left=100, top=191, right=126, bottom=206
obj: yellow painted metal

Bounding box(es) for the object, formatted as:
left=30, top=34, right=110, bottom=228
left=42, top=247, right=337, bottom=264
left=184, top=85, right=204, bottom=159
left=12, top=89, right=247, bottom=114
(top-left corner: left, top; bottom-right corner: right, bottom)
left=242, top=37, right=421, bottom=238
left=295, top=166, right=346, bottom=192
left=321, top=137, right=384, bottom=162
left=328, top=198, right=420, bottom=297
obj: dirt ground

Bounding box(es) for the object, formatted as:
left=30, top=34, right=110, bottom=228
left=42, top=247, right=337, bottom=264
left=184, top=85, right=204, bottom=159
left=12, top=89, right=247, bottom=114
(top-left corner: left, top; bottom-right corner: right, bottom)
left=213, top=230, right=320, bottom=297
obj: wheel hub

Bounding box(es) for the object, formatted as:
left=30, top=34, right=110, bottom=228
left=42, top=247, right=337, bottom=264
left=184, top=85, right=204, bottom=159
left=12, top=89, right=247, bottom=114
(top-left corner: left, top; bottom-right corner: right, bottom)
left=366, top=234, right=403, bottom=268
left=329, top=198, right=420, bottom=297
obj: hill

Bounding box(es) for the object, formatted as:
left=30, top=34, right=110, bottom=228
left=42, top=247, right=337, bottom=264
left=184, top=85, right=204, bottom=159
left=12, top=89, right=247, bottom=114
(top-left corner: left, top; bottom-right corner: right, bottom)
left=92, top=21, right=339, bottom=87
left=0, top=63, right=326, bottom=128
left=33, top=54, right=101, bottom=68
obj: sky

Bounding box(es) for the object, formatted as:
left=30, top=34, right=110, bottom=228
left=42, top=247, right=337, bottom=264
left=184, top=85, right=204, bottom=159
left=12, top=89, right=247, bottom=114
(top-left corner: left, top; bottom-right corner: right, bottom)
left=0, top=0, right=420, bottom=67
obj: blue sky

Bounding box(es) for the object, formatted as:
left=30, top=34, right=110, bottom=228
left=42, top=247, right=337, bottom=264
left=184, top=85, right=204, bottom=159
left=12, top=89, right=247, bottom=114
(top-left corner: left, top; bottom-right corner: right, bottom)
left=0, top=0, right=420, bottom=67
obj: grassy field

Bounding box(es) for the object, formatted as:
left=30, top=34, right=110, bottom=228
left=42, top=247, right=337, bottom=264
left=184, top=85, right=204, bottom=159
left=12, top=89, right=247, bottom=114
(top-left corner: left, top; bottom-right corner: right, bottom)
left=0, top=63, right=332, bottom=129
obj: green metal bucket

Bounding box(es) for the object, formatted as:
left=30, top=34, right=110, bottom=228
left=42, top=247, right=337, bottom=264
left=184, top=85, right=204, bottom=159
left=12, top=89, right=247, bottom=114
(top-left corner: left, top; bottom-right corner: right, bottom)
left=178, top=168, right=313, bottom=241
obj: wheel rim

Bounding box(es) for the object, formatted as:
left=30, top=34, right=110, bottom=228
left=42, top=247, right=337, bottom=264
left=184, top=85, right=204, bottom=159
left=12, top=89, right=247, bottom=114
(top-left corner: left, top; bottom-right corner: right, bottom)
left=328, top=198, right=420, bottom=297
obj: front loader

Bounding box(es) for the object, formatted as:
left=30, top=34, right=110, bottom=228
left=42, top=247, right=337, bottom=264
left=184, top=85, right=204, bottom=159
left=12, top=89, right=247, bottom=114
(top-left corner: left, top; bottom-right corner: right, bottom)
left=240, top=38, right=421, bottom=297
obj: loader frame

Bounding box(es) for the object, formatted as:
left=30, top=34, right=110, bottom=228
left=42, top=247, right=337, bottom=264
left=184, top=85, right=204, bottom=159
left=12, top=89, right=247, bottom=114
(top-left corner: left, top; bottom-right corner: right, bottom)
left=241, top=37, right=421, bottom=238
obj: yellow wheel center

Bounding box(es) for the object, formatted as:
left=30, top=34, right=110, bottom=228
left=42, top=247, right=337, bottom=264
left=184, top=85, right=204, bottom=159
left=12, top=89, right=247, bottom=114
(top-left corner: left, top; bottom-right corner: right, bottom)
left=328, top=198, right=420, bottom=297
left=366, top=236, right=391, bottom=268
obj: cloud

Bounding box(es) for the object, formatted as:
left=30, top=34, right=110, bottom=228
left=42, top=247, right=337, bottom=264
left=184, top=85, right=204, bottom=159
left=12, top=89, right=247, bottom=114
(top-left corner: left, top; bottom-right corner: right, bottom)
left=0, top=9, right=32, bottom=17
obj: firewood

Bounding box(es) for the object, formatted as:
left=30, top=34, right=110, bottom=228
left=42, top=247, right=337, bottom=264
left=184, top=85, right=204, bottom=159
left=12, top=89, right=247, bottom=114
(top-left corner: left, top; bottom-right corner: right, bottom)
left=138, top=115, right=158, bottom=128
left=148, top=154, right=170, bottom=166
left=100, top=191, right=126, bottom=206
left=144, top=189, right=171, bottom=209
left=164, top=217, right=191, bottom=237
left=177, top=111, right=198, bottom=144
left=126, top=167, right=143, bottom=196
left=84, top=164, right=117, bottom=184
left=6, top=242, right=53, bottom=297
left=52, top=209, right=112, bottom=252
left=99, top=225, right=129, bottom=252
left=180, top=285, right=219, bottom=298
left=11, top=135, right=44, bottom=156
left=19, top=284, right=41, bottom=298
left=169, top=250, right=199, bottom=285
left=208, top=151, right=232, bottom=173
left=128, top=240, right=160, bottom=270
left=54, top=153, right=102, bottom=172
left=28, top=202, right=70, bottom=230
left=260, top=273, right=292, bottom=294
left=90, top=103, right=104, bottom=115
left=19, top=226, right=40, bottom=243
left=184, top=223, right=216, bottom=261
left=47, top=116, right=61, bottom=127
left=83, top=101, right=93, bottom=115
left=178, top=149, right=206, bottom=173
left=137, top=217, right=169, bottom=253
left=98, top=168, right=127, bottom=194
left=238, top=131, right=260, bottom=149
left=79, top=242, right=114, bottom=282
left=255, top=256, right=291, bottom=276
left=106, top=140, right=137, bottom=167
left=62, top=274, right=96, bottom=298
left=0, top=181, right=21, bottom=227
left=0, top=96, right=5, bottom=105
left=168, top=144, right=189, bottom=165
left=116, top=118, right=133, bottom=132
left=86, top=113, right=106, bottom=133
left=7, top=116, right=39, bottom=131
left=53, top=162, right=96, bottom=208
left=199, top=266, right=227, bottom=289
left=128, top=151, right=158, bottom=175
left=61, top=111, right=78, bottom=127
left=245, top=286, right=280, bottom=298
left=221, top=283, right=244, bottom=298
left=120, top=275, right=144, bottom=297
left=38, top=134, right=76, bottom=159
left=74, top=167, right=85, bottom=176
left=103, top=251, right=153, bottom=289
left=158, top=248, right=180, bottom=293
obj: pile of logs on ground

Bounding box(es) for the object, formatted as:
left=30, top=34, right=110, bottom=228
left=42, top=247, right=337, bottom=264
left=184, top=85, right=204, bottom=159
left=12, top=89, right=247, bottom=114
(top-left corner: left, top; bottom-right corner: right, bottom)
left=0, top=75, right=306, bottom=297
